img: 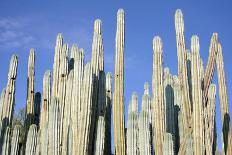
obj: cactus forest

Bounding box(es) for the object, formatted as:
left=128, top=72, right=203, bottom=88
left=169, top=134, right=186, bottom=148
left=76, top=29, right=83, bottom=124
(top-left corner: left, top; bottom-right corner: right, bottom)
left=0, top=8, right=232, bottom=155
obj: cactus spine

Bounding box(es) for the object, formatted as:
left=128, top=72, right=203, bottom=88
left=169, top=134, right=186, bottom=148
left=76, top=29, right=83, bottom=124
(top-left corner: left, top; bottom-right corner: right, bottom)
left=113, top=8, right=126, bottom=155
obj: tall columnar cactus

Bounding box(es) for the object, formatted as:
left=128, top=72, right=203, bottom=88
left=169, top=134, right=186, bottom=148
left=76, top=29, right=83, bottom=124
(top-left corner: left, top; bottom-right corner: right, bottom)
left=175, top=9, right=191, bottom=132
left=152, top=36, right=165, bottom=155
left=10, top=125, right=20, bottom=155
left=34, top=92, right=41, bottom=126
left=40, top=70, right=51, bottom=129
left=48, top=98, right=60, bottom=155
left=163, top=132, right=174, bottom=155
left=142, top=82, right=151, bottom=124
left=77, top=63, right=93, bottom=155
left=1, top=127, right=10, bottom=155
left=127, top=92, right=139, bottom=155
left=113, top=8, right=126, bottom=155
left=216, top=42, right=230, bottom=154
left=71, top=47, right=84, bottom=155
left=204, top=33, right=218, bottom=102
left=97, top=71, right=106, bottom=116
left=62, top=70, right=74, bottom=155
left=25, top=124, right=37, bottom=155
left=1, top=55, right=18, bottom=127
left=90, top=18, right=104, bottom=154
left=104, top=72, right=112, bottom=155
left=205, top=84, right=216, bottom=155
left=191, top=35, right=204, bottom=155
left=58, top=44, right=69, bottom=147
left=138, top=97, right=152, bottom=155
left=40, top=123, right=48, bottom=155
left=26, top=48, right=35, bottom=127
left=164, top=68, right=175, bottom=135
left=52, top=33, right=63, bottom=98
left=94, top=116, right=105, bottom=155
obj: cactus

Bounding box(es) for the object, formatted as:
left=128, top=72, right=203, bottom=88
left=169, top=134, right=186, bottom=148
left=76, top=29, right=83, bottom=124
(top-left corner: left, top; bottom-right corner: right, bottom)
left=1, top=55, right=18, bottom=128
left=40, top=70, right=51, bottom=129
left=62, top=70, right=74, bottom=155
left=152, top=36, right=165, bottom=154
left=216, top=42, right=231, bottom=154
left=138, top=94, right=152, bottom=155
left=71, top=47, right=84, bottom=155
left=0, top=8, right=231, bottom=155
left=175, top=9, right=191, bottom=132
left=104, top=72, right=112, bottom=155
left=25, top=124, right=37, bottom=155
left=10, top=125, right=20, bottom=155
left=48, top=98, right=60, bottom=155
left=94, top=116, right=105, bottom=155
left=26, top=49, right=35, bottom=128
left=127, top=92, right=139, bottom=155
left=163, top=132, right=174, bottom=155
left=191, top=35, right=204, bottom=155
left=205, top=84, right=216, bottom=155
left=1, top=127, right=10, bottom=155
left=77, top=62, right=93, bottom=155
left=113, top=8, right=126, bottom=155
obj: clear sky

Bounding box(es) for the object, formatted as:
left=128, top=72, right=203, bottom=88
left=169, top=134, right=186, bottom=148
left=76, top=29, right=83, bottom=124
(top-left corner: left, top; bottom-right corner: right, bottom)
left=0, top=0, right=232, bottom=151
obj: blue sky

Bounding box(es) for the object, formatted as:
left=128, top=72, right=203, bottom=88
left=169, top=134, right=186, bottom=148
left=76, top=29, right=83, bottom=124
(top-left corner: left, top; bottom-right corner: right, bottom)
left=0, top=0, right=232, bottom=150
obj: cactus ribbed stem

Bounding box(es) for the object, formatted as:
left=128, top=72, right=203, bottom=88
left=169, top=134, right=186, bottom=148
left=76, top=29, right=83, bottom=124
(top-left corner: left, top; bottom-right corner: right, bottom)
left=205, top=84, right=216, bottom=155
left=204, top=33, right=218, bottom=102
left=163, top=132, right=174, bottom=155
left=216, top=43, right=230, bottom=154
left=94, top=116, right=105, bottom=155
left=10, top=125, right=20, bottom=155
left=40, top=70, right=51, bottom=129
left=113, top=8, right=126, bottom=155
left=139, top=88, right=152, bottom=155
left=71, top=47, right=84, bottom=155
left=48, top=98, right=60, bottom=155
left=1, top=127, right=10, bottom=155
left=77, top=63, right=93, bottom=155
left=25, top=124, right=37, bottom=155
left=26, top=49, right=35, bottom=127
left=191, top=35, right=204, bottom=155
left=104, top=72, right=112, bottom=155
left=175, top=9, right=191, bottom=132
left=152, top=36, right=165, bottom=155
left=127, top=92, right=139, bottom=155
left=62, top=70, right=74, bottom=155
left=1, top=55, right=18, bottom=127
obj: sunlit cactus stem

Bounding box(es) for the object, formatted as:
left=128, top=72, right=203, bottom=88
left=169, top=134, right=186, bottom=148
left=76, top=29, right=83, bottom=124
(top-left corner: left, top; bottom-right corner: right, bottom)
left=152, top=36, right=165, bottom=155
left=26, top=48, right=35, bottom=128
left=25, top=124, right=37, bottom=155
left=191, top=35, right=204, bottom=155
left=10, top=125, right=20, bottom=155
left=1, top=55, right=18, bottom=127
left=113, top=8, right=126, bottom=155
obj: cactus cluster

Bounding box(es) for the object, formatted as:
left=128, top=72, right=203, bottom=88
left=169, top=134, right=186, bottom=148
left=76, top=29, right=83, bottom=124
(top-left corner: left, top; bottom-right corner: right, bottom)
left=0, top=8, right=231, bottom=155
